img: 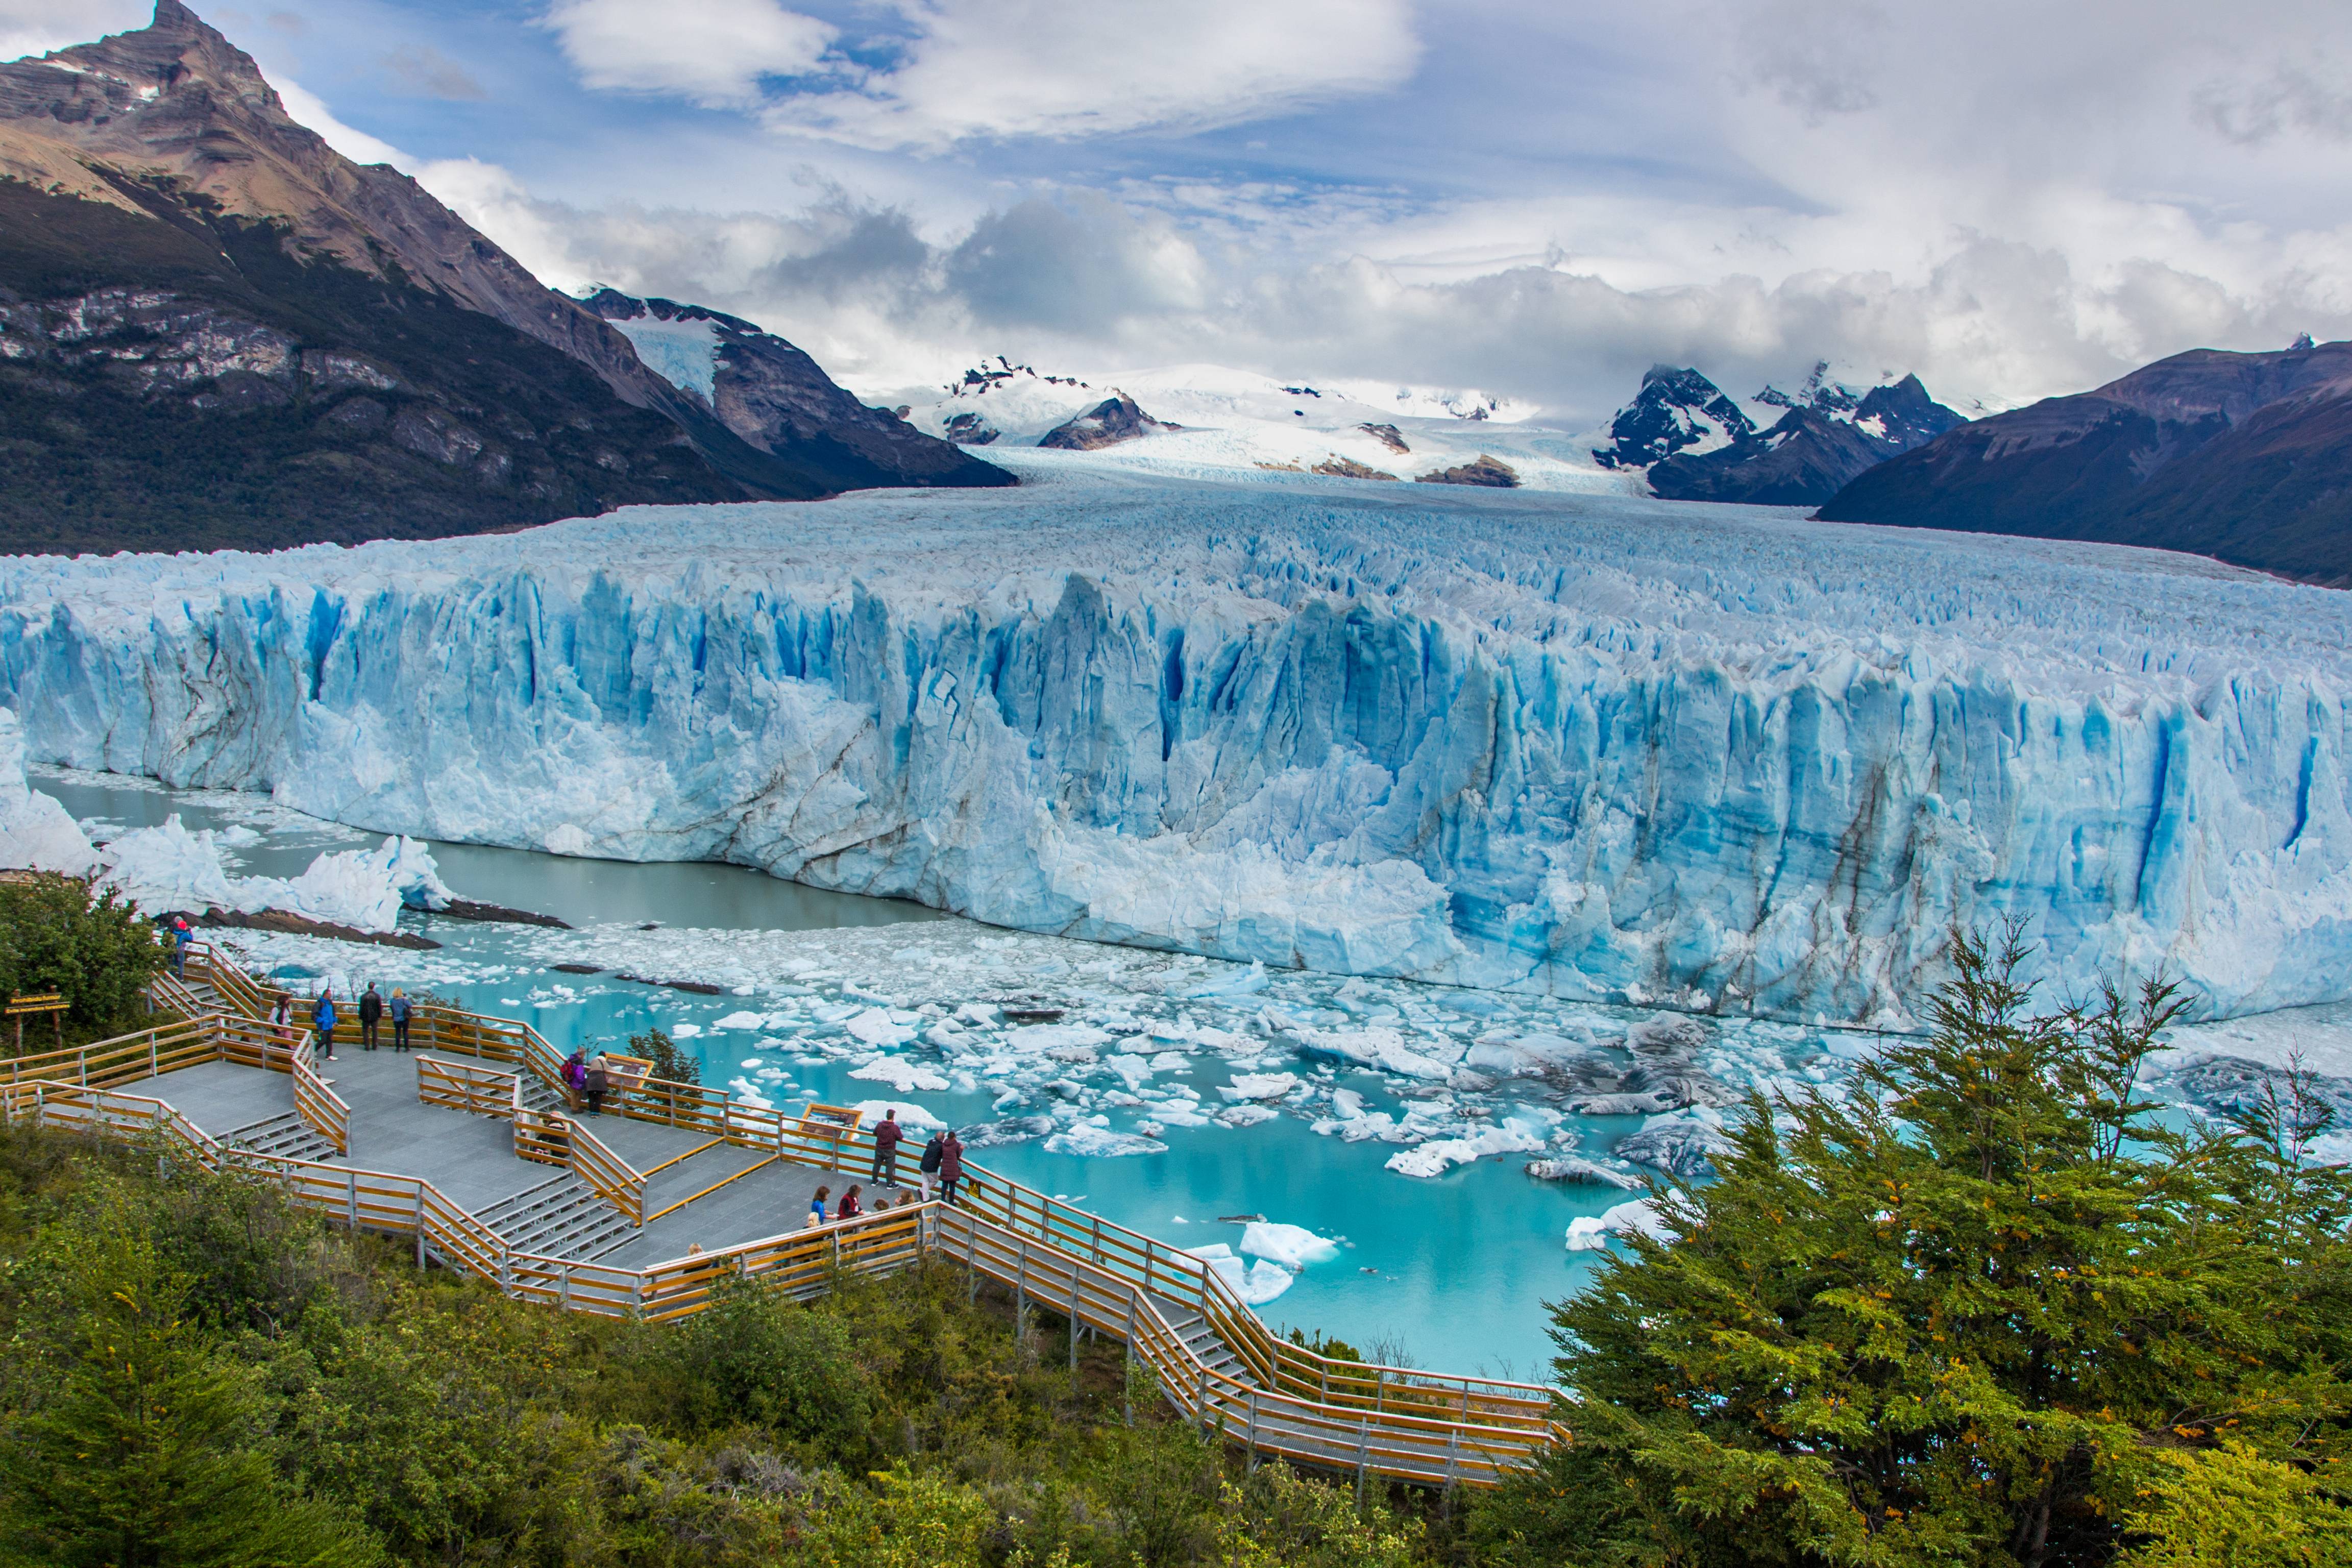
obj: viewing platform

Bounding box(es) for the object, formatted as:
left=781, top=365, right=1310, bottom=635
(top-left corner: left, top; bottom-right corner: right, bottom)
left=2, top=945, right=1561, bottom=1491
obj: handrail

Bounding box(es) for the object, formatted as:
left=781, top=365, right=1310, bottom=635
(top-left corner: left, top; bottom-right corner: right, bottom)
left=564, top=1114, right=645, bottom=1225
left=416, top=1054, right=519, bottom=1119
left=290, top=1037, right=350, bottom=1156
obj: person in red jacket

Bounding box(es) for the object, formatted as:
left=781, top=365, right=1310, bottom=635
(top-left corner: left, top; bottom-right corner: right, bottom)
left=871, top=1109, right=903, bottom=1187
left=938, top=1130, right=965, bottom=1207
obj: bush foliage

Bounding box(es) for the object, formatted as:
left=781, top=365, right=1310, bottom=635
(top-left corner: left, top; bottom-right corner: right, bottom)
left=0, top=874, right=165, bottom=1047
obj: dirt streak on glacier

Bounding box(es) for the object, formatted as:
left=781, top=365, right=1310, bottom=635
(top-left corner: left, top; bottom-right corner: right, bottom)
left=6, top=453, right=2351, bottom=1025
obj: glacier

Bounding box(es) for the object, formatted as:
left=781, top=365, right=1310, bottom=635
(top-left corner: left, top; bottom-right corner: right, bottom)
left=6, top=451, right=2352, bottom=1023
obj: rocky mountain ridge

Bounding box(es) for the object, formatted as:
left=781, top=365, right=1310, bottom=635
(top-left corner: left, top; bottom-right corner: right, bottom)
left=580, top=290, right=1008, bottom=491
left=1818, top=338, right=2352, bottom=584
left=0, top=3, right=1003, bottom=555
left=1590, top=362, right=1967, bottom=507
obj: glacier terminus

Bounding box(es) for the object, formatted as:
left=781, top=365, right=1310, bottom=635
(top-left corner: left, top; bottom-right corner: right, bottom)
left=6, top=449, right=2350, bottom=1027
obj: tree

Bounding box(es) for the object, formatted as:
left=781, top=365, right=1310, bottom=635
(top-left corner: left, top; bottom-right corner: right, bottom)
left=1538, top=926, right=2352, bottom=1567
left=0, top=1200, right=373, bottom=1567
left=0, top=874, right=165, bottom=1045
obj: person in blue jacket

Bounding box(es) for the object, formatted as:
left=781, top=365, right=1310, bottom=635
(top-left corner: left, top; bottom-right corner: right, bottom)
left=312, top=989, right=338, bottom=1060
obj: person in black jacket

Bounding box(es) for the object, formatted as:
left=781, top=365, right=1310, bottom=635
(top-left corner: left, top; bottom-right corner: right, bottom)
left=358, top=983, right=383, bottom=1050
left=918, top=1131, right=945, bottom=1200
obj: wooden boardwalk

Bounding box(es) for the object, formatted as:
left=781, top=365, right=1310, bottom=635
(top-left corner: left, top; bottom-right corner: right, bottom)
left=2, top=946, right=1563, bottom=1488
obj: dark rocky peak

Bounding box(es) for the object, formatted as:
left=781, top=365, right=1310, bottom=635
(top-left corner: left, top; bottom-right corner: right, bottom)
left=1851, top=374, right=1967, bottom=448
left=1038, top=392, right=1180, bottom=451
left=1754, top=360, right=1862, bottom=415
left=947, top=354, right=1089, bottom=396
left=26, top=0, right=276, bottom=111
left=1359, top=423, right=1409, bottom=453
left=581, top=285, right=1011, bottom=488
left=2292, top=332, right=2317, bottom=351
left=1590, top=365, right=1755, bottom=471
left=1415, top=454, right=1519, bottom=488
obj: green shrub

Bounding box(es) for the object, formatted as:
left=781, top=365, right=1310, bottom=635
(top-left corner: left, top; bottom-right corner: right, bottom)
left=0, top=874, right=165, bottom=1047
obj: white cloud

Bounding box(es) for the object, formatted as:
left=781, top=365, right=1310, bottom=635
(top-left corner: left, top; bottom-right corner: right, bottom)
left=274, top=78, right=413, bottom=170
left=0, top=0, right=145, bottom=62
left=542, top=0, right=836, bottom=110
left=764, top=0, right=1420, bottom=148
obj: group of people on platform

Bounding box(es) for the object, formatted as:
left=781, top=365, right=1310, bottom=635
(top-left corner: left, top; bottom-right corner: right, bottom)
left=803, top=1109, right=966, bottom=1224
left=271, top=983, right=413, bottom=1061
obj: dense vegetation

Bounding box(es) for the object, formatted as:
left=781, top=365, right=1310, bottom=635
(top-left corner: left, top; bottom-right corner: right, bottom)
left=0, top=925, right=2344, bottom=1565
left=0, top=1122, right=1426, bottom=1567
left=0, top=874, right=165, bottom=1049
left=1480, top=929, right=2352, bottom=1566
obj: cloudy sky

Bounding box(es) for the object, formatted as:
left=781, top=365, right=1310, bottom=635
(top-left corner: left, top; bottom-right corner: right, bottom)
left=20, top=0, right=2352, bottom=420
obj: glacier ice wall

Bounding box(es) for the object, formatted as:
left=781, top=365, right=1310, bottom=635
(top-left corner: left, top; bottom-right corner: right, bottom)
left=6, top=455, right=2352, bottom=1023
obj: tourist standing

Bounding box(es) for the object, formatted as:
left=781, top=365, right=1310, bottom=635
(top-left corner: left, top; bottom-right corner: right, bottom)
left=938, top=1130, right=965, bottom=1207
left=388, top=988, right=412, bottom=1051
left=561, top=1049, right=587, bottom=1108
left=918, top=1130, right=945, bottom=1200
left=871, top=1109, right=903, bottom=1186
left=312, top=989, right=337, bottom=1061
left=169, top=916, right=192, bottom=978
left=584, top=1053, right=608, bottom=1115
left=358, top=983, right=383, bottom=1050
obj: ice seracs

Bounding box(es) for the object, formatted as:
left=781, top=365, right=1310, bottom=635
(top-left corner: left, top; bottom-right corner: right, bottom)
left=5, top=453, right=2350, bottom=1025
left=0, top=708, right=97, bottom=874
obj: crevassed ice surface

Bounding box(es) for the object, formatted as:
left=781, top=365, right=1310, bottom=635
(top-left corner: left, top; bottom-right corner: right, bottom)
left=8, top=450, right=2352, bottom=1023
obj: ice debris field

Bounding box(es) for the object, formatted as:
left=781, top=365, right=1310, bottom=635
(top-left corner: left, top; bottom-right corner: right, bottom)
left=10, top=449, right=2352, bottom=1026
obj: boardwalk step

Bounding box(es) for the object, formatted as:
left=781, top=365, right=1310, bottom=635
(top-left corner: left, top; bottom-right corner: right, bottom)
left=478, top=1174, right=632, bottom=1261
left=222, top=1110, right=338, bottom=1163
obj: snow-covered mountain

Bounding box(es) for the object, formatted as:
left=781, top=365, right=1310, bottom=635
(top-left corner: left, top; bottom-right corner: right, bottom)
left=8, top=451, right=2348, bottom=1027
left=1589, top=362, right=1967, bottom=507
left=898, top=358, right=1605, bottom=490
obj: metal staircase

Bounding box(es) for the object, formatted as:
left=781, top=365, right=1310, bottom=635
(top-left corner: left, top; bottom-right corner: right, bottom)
left=221, top=1110, right=340, bottom=1163
left=475, top=1173, right=634, bottom=1261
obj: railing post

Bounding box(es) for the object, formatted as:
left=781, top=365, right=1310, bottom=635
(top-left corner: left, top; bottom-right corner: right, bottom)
left=1445, top=1427, right=1460, bottom=1493
left=1123, top=1289, right=1137, bottom=1428
left=1196, top=1364, right=1211, bottom=1434
left=1356, top=1419, right=1371, bottom=1506
left=965, top=1211, right=979, bottom=1306
left=346, top=1167, right=358, bottom=1229
left=1069, top=1264, right=1081, bottom=1373
left=1245, top=1391, right=1259, bottom=1473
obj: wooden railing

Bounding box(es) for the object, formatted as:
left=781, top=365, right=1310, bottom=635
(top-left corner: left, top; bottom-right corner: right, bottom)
left=1, top=1017, right=219, bottom=1089
left=290, top=1038, right=350, bottom=1156
left=417, top=1055, right=518, bottom=1119
left=564, top=1114, right=646, bottom=1225
left=95, top=946, right=1563, bottom=1483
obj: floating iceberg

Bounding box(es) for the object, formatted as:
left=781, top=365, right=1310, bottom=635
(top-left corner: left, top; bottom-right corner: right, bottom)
left=1184, top=1242, right=1294, bottom=1305
left=96, top=813, right=451, bottom=934
left=1239, top=1220, right=1340, bottom=1269
left=10, top=457, right=2352, bottom=1022
left=1565, top=1197, right=1675, bottom=1252
left=849, top=1057, right=951, bottom=1093
left=1043, top=1123, right=1167, bottom=1158
left=1384, top=1123, right=1549, bottom=1178
left=0, top=708, right=97, bottom=875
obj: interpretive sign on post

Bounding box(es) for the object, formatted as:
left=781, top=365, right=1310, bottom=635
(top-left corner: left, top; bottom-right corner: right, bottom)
left=5, top=992, right=65, bottom=1051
